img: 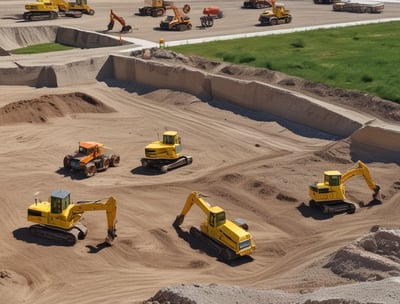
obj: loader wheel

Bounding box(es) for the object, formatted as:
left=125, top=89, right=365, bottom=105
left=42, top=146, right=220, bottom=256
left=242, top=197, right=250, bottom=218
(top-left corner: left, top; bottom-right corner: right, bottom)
left=88, top=9, right=95, bottom=15
left=85, top=164, right=96, bottom=177
left=270, top=18, right=278, bottom=25
left=102, top=157, right=110, bottom=170
left=110, top=155, right=120, bottom=167
left=183, top=4, right=191, bottom=14
left=63, top=156, right=71, bottom=169
left=285, top=16, right=292, bottom=23
left=160, top=165, right=168, bottom=173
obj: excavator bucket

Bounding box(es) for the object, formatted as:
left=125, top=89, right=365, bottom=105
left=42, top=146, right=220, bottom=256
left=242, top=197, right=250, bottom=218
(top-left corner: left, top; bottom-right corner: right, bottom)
left=173, top=215, right=184, bottom=228
left=373, top=185, right=382, bottom=202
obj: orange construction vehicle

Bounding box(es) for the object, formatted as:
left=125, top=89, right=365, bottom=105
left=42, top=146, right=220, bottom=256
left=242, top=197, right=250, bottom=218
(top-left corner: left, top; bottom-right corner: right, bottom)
left=107, top=9, right=132, bottom=33
left=63, top=141, right=120, bottom=177
left=159, top=4, right=191, bottom=31
left=200, top=7, right=223, bottom=27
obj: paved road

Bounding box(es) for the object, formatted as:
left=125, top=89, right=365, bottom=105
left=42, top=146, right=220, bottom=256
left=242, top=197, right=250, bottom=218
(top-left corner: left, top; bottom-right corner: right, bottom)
left=1, top=0, right=400, bottom=48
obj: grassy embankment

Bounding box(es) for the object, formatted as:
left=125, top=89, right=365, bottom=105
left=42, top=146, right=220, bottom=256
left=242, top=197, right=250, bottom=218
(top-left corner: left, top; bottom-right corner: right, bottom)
left=10, top=43, right=74, bottom=54
left=170, top=21, right=400, bottom=103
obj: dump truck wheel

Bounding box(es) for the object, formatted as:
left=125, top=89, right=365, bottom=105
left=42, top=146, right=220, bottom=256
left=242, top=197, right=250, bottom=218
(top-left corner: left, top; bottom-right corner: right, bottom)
left=85, top=164, right=96, bottom=177
left=88, top=9, right=95, bottom=15
left=103, top=157, right=110, bottom=170
left=285, top=16, right=292, bottom=23
left=63, top=156, right=71, bottom=169
left=110, top=155, right=120, bottom=167
left=270, top=18, right=278, bottom=25
left=183, top=4, right=191, bottom=14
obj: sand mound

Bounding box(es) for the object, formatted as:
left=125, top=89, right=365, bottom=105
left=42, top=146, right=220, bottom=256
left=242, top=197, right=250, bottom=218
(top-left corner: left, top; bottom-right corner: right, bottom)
left=0, top=92, right=115, bottom=125
left=146, top=278, right=400, bottom=304
left=324, top=227, right=400, bottom=281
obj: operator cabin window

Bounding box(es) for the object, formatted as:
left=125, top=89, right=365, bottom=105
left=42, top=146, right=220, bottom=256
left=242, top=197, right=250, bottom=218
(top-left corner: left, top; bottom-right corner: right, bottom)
left=51, top=197, right=62, bottom=214
left=330, top=175, right=341, bottom=186
left=210, top=213, right=216, bottom=227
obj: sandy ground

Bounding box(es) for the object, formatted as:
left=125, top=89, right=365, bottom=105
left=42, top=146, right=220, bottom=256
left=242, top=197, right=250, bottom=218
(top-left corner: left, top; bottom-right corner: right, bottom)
left=1, top=0, right=400, bottom=303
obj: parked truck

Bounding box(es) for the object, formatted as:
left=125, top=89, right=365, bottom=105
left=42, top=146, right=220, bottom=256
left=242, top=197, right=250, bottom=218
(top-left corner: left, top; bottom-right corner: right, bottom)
left=332, top=1, right=384, bottom=13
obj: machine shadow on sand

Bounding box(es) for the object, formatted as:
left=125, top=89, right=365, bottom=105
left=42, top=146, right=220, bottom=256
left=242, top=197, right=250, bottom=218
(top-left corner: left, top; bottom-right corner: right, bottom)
left=14, top=227, right=112, bottom=252
left=55, top=167, right=93, bottom=180
left=13, top=227, right=71, bottom=247
left=173, top=226, right=254, bottom=266
left=297, top=199, right=382, bottom=220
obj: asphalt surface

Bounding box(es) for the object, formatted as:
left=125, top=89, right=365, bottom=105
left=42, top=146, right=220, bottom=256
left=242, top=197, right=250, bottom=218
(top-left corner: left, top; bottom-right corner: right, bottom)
left=1, top=0, right=400, bottom=48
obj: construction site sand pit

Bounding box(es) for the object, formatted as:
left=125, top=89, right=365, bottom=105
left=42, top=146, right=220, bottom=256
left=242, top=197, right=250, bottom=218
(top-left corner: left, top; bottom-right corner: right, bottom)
left=1, top=1, right=400, bottom=303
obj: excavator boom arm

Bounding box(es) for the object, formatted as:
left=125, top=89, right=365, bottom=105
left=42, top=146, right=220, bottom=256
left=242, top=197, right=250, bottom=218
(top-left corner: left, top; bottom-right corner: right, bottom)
left=69, top=196, right=117, bottom=243
left=173, top=192, right=211, bottom=227
left=341, top=160, right=381, bottom=200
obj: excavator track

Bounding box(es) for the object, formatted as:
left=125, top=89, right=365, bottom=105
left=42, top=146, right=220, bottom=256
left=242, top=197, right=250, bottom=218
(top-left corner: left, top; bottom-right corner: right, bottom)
left=23, top=11, right=59, bottom=21
left=310, top=200, right=356, bottom=214
left=189, top=226, right=237, bottom=261
left=29, top=222, right=88, bottom=246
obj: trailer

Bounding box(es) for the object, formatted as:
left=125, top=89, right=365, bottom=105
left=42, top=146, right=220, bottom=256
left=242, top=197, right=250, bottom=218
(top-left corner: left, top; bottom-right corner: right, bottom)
left=332, top=1, right=384, bottom=13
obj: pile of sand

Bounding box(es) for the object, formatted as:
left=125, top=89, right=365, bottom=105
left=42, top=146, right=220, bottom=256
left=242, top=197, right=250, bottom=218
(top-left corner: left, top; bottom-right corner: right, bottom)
left=0, top=92, right=114, bottom=125
left=145, top=227, right=400, bottom=303
left=324, top=226, right=400, bottom=281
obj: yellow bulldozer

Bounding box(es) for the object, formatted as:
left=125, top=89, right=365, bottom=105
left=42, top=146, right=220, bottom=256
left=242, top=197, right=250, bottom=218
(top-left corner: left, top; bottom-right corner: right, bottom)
left=309, top=160, right=382, bottom=214
left=141, top=131, right=193, bottom=173
left=173, top=191, right=256, bottom=261
left=27, top=190, right=117, bottom=245
left=23, top=0, right=94, bottom=21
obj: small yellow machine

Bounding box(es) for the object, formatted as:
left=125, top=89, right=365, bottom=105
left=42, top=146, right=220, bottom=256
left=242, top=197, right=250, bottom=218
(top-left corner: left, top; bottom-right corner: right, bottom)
left=173, top=191, right=256, bottom=261
left=141, top=131, right=193, bottom=173
left=23, top=0, right=94, bottom=21
left=258, top=0, right=292, bottom=25
left=27, top=190, right=117, bottom=245
left=309, top=160, right=382, bottom=214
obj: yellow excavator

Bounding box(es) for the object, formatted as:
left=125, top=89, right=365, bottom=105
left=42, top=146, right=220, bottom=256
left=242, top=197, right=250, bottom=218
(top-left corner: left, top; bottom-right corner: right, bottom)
left=27, top=190, right=117, bottom=245
left=141, top=130, right=193, bottom=173
left=23, top=0, right=94, bottom=21
left=173, top=192, right=256, bottom=261
left=309, top=160, right=382, bottom=214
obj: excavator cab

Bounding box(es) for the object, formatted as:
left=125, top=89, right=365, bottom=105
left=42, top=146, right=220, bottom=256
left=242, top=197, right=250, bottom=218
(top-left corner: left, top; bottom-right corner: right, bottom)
left=50, top=190, right=71, bottom=214
left=208, top=207, right=226, bottom=228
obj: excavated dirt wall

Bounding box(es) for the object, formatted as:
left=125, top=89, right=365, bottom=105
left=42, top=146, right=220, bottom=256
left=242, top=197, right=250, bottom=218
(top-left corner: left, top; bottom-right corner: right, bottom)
left=1, top=24, right=399, bottom=156
left=0, top=26, right=126, bottom=51
left=0, top=26, right=58, bottom=51
left=111, top=55, right=362, bottom=137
